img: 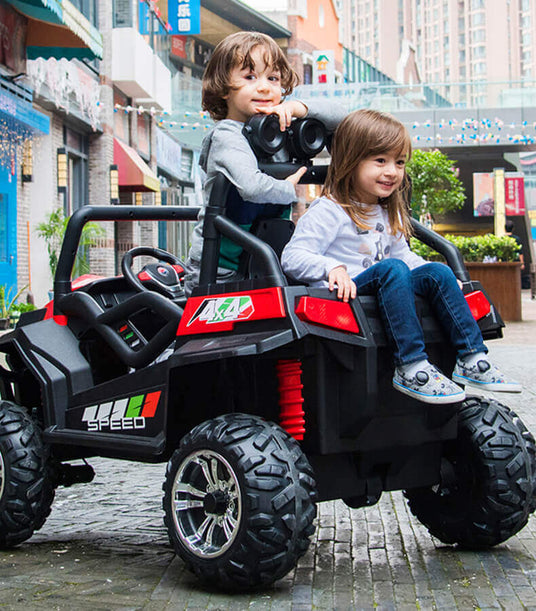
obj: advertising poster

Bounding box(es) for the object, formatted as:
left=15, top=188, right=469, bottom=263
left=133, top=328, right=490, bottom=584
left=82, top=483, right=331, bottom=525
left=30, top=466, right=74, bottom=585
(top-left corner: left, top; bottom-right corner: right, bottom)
left=473, top=172, right=526, bottom=217
left=505, top=173, right=526, bottom=216
left=473, top=172, right=494, bottom=216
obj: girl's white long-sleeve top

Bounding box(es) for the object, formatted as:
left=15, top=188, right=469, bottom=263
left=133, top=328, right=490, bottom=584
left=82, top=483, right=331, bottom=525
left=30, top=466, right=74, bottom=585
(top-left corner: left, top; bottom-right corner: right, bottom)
left=281, top=196, right=427, bottom=287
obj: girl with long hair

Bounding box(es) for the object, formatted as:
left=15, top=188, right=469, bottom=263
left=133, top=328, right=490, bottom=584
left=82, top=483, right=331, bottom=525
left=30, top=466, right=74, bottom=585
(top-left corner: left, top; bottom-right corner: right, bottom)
left=282, top=109, right=520, bottom=404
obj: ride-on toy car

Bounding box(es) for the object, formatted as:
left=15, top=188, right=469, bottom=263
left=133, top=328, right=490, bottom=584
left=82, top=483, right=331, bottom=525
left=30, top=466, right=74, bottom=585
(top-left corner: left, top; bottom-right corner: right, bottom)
left=0, top=117, right=534, bottom=591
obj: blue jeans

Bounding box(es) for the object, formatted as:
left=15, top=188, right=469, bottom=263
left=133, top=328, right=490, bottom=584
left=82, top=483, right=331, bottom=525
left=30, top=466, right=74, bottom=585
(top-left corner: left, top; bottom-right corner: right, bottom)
left=353, top=260, right=487, bottom=366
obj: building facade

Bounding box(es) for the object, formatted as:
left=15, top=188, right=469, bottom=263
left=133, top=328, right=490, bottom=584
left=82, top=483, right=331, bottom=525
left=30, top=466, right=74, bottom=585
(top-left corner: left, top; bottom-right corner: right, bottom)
left=338, top=0, right=536, bottom=105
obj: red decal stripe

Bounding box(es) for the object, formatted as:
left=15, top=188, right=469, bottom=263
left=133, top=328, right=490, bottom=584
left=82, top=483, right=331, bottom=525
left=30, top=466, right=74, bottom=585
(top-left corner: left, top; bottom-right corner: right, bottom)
left=141, top=391, right=161, bottom=418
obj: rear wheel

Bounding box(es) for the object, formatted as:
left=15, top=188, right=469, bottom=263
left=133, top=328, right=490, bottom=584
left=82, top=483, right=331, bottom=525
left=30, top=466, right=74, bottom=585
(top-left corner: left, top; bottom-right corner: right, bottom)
left=0, top=401, right=55, bottom=547
left=163, top=413, right=317, bottom=589
left=405, top=396, right=536, bottom=548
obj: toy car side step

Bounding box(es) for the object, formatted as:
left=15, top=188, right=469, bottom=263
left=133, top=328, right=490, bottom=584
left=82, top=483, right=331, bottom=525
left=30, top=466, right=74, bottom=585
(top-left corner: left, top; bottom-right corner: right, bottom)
left=43, top=427, right=166, bottom=457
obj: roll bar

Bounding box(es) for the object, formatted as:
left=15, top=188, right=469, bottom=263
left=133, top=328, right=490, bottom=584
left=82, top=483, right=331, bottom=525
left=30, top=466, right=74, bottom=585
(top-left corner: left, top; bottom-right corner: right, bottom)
left=54, top=205, right=200, bottom=301
left=198, top=174, right=288, bottom=287
left=410, top=219, right=470, bottom=283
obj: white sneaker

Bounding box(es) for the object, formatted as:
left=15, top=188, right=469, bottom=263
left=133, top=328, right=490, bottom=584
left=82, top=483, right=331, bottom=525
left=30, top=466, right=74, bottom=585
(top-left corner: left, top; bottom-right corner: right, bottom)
left=452, top=359, right=522, bottom=393
left=393, top=362, right=466, bottom=404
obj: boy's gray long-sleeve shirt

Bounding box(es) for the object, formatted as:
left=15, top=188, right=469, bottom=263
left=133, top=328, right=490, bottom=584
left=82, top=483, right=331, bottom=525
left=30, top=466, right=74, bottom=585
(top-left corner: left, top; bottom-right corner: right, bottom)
left=187, top=99, right=346, bottom=267
left=281, top=196, right=427, bottom=287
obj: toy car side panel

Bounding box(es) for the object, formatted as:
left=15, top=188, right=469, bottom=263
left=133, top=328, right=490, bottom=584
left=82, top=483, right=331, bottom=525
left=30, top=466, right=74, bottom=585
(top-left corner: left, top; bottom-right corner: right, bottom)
left=0, top=319, right=93, bottom=427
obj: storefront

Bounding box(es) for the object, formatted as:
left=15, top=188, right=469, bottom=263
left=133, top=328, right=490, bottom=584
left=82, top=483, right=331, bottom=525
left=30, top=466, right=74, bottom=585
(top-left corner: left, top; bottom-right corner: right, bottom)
left=156, top=127, right=197, bottom=260
left=0, top=81, right=49, bottom=293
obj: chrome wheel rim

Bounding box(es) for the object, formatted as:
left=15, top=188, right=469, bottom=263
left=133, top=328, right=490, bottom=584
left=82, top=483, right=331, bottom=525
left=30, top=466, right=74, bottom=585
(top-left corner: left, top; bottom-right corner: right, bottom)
left=172, top=449, right=242, bottom=558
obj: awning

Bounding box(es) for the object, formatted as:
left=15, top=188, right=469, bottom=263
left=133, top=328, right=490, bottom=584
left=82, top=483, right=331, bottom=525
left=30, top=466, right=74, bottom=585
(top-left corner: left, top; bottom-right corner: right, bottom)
left=114, top=138, right=160, bottom=193
left=6, top=0, right=103, bottom=60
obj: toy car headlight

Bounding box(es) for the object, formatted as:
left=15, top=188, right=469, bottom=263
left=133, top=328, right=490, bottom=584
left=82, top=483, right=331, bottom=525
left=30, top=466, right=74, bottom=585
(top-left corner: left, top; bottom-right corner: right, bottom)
left=286, top=118, right=327, bottom=160
left=242, top=114, right=286, bottom=159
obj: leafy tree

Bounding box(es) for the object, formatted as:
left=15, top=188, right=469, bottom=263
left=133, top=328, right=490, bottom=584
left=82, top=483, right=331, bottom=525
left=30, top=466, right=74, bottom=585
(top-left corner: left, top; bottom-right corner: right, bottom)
left=406, top=149, right=465, bottom=224
left=36, top=208, right=105, bottom=279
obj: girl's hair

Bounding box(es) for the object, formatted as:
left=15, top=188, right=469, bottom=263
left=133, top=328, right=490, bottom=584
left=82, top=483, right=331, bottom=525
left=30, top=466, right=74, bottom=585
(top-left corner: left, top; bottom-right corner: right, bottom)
left=323, top=109, right=413, bottom=237
left=202, top=31, right=299, bottom=121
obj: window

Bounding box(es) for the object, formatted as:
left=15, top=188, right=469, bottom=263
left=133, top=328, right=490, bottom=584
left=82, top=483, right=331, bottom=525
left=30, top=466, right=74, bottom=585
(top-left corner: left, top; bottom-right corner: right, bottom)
left=64, top=127, right=89, bottom=216
left=319, top=4, right=325, bottom=27
left=472, top=12, right=485, bottom=27
left=71, top=0, right=98, bottom=25
left=114, top=0, right=133, bottom=28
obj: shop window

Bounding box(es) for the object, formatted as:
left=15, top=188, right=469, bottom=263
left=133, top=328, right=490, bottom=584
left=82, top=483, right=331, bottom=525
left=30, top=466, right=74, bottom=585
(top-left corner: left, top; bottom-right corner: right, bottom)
left=114, top=89, right=130, bottom=143
left=70, top=0, right=98, bottom=26
left=138, top=112, right=150, bottom=158
left=303, top=64, right=313, bottom=84
left=63, top=127, right=89, bottom=216
left=113, top=0, right=133, bottom=27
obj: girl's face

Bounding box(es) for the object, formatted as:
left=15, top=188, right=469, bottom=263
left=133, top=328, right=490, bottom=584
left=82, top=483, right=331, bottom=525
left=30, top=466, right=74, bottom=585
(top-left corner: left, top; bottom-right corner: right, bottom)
left=353, top=150, right=407, bottom=205
left=224, top=46, right=283, bottom=122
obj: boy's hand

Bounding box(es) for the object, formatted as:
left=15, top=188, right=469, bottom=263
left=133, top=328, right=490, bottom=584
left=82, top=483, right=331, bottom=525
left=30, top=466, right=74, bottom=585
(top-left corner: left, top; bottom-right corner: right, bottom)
left=255, top=100, right=308, bottom=131
left=285, top=166, right=307, bottom=187
left=328, top=266, right=356, bottom=303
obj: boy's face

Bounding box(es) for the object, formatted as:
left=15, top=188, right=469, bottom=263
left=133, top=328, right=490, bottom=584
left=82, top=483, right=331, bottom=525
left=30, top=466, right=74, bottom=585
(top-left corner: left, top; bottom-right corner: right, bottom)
left=224, top=46, right=283, bottom=122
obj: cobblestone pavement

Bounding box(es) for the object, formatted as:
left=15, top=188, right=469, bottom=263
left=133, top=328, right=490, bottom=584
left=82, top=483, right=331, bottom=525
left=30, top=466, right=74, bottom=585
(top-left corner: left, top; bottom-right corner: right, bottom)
left=1, top=294, right=536, bottom=610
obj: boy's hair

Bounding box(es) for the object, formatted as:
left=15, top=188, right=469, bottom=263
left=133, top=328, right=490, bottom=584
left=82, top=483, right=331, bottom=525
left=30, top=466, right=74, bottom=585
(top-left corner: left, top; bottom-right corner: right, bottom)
left=202, top=31, right=299, bottom=121
left=323, top=109, right=413, bottom=237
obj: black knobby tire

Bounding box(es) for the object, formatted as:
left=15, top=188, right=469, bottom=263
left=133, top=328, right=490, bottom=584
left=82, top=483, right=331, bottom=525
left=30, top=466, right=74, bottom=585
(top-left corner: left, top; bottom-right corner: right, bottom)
left=405, top=396, right=536, bottom=549
left=0, top=401, right=56, bottom=547
left=162, top=413, right=317, bottom=589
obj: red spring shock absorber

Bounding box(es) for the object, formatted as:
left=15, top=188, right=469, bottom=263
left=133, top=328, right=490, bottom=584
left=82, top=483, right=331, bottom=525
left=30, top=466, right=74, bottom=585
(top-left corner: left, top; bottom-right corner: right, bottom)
left=277, top=359, right=306, bottom=440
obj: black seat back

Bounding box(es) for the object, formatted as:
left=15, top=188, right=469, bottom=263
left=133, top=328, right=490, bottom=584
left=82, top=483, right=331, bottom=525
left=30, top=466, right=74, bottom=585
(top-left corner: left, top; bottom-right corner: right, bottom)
left=239, top=217, right=295, bottom=279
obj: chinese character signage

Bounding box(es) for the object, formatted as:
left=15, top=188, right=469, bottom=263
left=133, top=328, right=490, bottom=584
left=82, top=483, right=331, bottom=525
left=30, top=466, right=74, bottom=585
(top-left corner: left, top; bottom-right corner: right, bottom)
left=168, top=0, right=200, bottom=35
left=473, top=172, right=526, bottom=217
left=504, top=173, right=525, bottom=216
left=171, top=35, right=187, bottom=58
left=312, top=50, right=335, bottom=85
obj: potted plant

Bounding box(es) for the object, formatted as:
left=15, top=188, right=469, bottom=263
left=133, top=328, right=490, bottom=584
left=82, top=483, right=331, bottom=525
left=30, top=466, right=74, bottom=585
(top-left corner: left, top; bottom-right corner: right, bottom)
left=36, top=208, right=105, bottom=290
left=411, top=233, right=523, bottom=321
left=0, top=284, right=28, bottom=330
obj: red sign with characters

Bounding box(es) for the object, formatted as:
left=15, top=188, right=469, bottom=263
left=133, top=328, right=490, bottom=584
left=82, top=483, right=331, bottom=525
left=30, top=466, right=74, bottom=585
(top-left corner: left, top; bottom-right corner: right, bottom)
left=505, top=174, right=525, bottom=216
left=171, top=35, right=187, bottom=58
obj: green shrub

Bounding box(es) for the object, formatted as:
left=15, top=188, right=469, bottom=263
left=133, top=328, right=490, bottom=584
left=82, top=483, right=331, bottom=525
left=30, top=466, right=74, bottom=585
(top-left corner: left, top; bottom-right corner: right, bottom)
left=410, top=234, right=521, bottom=263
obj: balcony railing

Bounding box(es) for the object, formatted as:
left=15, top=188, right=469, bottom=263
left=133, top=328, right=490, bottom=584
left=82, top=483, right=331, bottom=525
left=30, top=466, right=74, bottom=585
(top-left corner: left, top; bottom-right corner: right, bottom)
left=294, top=80, right=536, bottom=112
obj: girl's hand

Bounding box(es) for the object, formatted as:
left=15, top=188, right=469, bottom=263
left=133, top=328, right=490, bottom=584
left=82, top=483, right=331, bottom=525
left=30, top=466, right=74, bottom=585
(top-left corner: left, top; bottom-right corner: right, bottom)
left=255, top=100, right=308, bottom=131
left=328, top=266, right=357, bottom=303
left=285, top=166, right=307, bottom=187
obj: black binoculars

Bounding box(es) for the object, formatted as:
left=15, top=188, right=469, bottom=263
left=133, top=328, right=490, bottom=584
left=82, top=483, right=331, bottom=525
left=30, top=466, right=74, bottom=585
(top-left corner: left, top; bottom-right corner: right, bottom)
left=242, top=113, right=328, bottom=161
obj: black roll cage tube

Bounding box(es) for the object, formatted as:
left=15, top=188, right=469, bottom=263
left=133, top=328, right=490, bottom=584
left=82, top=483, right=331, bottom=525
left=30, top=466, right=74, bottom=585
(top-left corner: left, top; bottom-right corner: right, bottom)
left=54, top=206, right=200, bottom=306
left=55, top=165, right=469, bottom=309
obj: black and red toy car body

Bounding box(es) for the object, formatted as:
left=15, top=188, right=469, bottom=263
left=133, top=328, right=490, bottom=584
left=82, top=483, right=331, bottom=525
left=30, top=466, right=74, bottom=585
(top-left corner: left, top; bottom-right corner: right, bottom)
left=0, top=117, right=534, bottom=590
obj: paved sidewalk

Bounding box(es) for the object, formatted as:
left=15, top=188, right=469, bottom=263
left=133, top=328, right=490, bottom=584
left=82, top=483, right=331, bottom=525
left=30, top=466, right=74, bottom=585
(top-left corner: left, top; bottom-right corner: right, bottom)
left=0, top=293, right=535, bottom=610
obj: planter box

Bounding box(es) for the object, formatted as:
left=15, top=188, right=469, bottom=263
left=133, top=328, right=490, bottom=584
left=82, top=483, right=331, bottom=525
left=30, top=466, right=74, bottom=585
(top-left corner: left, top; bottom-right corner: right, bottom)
left=466, top=262, right=522, bottom=322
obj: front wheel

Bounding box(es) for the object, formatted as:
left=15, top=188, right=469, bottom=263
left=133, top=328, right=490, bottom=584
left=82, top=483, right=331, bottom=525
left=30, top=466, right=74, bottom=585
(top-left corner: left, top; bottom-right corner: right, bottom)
left=405, top=396, right=536, bottom=548
left=0, top=401, right=55, bottom=547
left=163, top=413, right=317, bottom=590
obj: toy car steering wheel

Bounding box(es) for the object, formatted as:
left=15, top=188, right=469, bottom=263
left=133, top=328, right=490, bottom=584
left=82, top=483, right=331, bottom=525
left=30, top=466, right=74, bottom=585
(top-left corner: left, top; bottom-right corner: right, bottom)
left=122, top=246, right=185, bottom=300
